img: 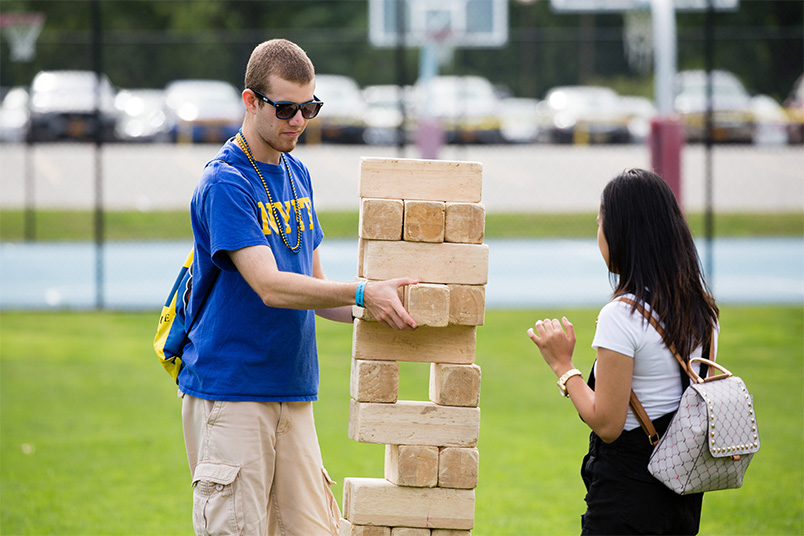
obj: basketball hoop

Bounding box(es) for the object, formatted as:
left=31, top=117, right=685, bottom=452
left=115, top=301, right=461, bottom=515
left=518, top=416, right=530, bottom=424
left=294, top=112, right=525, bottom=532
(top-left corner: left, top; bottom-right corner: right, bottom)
left=0, top=12, right=45, bottom=62
left=623, top=9, right=652, bottom=73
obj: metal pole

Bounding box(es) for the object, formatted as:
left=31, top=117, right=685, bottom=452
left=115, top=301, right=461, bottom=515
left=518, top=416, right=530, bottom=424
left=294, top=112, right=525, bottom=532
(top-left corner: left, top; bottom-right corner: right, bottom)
left=395, top=0, right=407, bottom=156
left=704, top=0, right=715, bottom=285
left=23, top=126, right=35, bottom=242
left=91, top=0, right=104, bottom=309
left=651, top=0, right=677, bottom=115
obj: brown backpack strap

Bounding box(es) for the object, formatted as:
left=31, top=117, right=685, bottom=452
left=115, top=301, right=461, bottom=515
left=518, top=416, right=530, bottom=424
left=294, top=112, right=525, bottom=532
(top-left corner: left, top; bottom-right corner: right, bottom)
left=616, top=297, right=691, bottom=446
left=630, top=389, right=659, bottom=446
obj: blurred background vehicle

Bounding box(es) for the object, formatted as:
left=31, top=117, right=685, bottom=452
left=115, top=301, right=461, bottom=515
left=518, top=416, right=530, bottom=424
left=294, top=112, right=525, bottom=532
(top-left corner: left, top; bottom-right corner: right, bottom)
left=620, top=95, right=656, bottom=144
left=750, top=94, right=791, bottom=146
left=114, top=89, right=171, bottom=143
left=498, top=96, right=541, bottom=144
left=535, top=85, right=632, bottom=144
left=305, top=74, right=367, bottom=144
left=413, top=75, right=504, bottom=144
left=673, top=69, right=755, bottom=144
left=783, top=74, right=804, bottom=144
left=362, top=84, right=410, bottom=146
left=0, top=86, right=30, bottom=142
left=27, top=70, right=118, bottom=142
left=164, top=79, right=243, bottom=143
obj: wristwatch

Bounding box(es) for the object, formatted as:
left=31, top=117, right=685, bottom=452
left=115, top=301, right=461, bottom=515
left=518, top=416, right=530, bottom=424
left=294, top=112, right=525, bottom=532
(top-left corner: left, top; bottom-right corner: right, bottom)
left=557, top=368, right=583, bottom=397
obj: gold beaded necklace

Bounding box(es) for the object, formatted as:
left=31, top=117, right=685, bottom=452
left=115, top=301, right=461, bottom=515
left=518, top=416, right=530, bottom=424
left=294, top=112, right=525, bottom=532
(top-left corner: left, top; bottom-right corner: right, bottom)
left=235, top=130, right=303, bottom=254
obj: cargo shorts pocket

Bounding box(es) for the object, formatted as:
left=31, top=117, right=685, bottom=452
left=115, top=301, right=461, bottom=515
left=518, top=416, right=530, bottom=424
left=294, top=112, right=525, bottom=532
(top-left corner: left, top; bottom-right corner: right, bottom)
left=192, top=462, right=242, bottom=536
left=321, top=467, right=341, bottom=535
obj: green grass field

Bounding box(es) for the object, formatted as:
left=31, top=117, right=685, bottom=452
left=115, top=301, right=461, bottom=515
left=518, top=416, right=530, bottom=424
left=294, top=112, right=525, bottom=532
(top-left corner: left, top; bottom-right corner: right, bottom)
left=1, top=307, right=802, bottom=535
left=1, top=209, right=802, bottom=241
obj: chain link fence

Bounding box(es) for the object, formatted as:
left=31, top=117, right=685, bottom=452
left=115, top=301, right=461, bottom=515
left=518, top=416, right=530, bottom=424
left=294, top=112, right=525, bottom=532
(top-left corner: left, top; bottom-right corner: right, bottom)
left=1, top=0, right=802, bottom=309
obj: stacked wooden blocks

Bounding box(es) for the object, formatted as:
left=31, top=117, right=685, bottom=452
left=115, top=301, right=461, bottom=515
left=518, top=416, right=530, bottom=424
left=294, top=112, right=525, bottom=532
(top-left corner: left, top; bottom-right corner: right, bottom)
left=342, top=157, right=487, bottom=536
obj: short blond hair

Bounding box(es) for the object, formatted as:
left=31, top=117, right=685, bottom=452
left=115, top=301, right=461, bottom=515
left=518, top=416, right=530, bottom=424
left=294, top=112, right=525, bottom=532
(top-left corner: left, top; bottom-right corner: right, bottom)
left=244, top=39, right=315, bottom=94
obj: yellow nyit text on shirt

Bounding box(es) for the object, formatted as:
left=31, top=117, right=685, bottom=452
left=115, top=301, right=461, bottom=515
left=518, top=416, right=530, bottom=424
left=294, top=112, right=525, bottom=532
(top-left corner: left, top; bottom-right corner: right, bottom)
left=259, top=198, right=314, bottom=236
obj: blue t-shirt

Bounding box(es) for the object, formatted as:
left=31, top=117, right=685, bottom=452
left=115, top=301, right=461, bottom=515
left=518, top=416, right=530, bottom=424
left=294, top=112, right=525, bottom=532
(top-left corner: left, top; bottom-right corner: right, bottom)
left=178, top=138, right=324, bottom=402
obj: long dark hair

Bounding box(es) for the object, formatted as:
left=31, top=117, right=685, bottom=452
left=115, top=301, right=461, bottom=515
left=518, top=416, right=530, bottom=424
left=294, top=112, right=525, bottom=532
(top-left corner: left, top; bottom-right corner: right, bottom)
left=600, top=168, right=719, bottom=361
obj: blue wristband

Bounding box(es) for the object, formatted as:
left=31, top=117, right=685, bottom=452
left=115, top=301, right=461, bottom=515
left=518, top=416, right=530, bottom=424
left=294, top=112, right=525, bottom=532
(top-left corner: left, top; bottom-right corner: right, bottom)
left=355, top=281, right=367, bottom=308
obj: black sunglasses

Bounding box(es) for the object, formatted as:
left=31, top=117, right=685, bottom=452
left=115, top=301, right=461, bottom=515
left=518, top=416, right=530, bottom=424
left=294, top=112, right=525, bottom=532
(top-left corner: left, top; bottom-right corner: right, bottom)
left=249, top=88, right=323, bottom=120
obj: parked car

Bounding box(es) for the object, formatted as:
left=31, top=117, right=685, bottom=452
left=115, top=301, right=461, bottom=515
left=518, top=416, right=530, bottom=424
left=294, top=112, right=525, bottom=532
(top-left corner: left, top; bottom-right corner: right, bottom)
left=114, top=89, right=171, bottom=143
left=27, top=70, right=118, bottom=142
left=0, top=86, right=30, bottom=142
left=362, top=84, right=410, bottom=145
left=413, top=75, right=504, bottom=144
left=498, top=97, right=541, bottom=144
left=783, top=74, right=804, bottom=144
left=620, top=95, right=656, bottom=144
left=536, top=85, right=631, bottom=144
left=673, top=69, right=755, bottom=143
left=304, top=74, right=367, bottom=144
left=164, top=79, right=244, bottom=143
left=750, top=94, right=791, bottom=146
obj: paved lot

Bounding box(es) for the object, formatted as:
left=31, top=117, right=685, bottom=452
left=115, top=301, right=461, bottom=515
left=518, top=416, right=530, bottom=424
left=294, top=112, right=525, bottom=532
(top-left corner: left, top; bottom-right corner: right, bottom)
left=1, top=142, right=802, bottom=213
left=0, top=144, right=804, bottom=212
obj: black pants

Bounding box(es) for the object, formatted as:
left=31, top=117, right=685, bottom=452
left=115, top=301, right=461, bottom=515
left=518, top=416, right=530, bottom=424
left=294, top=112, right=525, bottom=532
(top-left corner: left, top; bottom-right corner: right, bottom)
left=580, top=413, right=704, bottom=535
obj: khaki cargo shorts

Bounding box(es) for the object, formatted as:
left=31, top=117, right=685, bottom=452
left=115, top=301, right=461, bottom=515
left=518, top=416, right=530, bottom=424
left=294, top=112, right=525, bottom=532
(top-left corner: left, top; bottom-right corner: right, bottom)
left=182, top=394, right=340, bottom=536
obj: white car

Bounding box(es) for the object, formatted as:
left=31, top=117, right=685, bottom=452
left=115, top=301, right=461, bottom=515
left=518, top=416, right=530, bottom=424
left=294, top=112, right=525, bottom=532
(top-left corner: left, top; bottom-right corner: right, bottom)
left=0, top=87, right=30, bottom=143
left=164, top=79, right=244, bottom=143
left=674, top=70, right=755, bottom=143
left=306, top=74, right=367, bottom=144
left=413, top=75, right=504, bottom=144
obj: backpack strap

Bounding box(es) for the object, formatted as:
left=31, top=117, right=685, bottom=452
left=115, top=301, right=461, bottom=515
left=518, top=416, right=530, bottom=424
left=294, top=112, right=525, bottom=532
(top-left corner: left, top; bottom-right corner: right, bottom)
left=616, top=297, right=710, bottom=446
left=176, top=257, right=220, bottom=358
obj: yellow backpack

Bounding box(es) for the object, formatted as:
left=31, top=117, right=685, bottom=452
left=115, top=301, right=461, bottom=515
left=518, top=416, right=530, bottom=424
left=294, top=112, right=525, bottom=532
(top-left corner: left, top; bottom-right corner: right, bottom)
left=153, top=250, right=218, bottom=383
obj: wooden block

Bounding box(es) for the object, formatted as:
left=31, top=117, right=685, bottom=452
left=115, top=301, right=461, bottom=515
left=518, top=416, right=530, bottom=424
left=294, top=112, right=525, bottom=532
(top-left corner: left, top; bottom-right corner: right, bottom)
left=349, top=400, right=480, bottom=447
left=385, top=444, right=438, bottom=487
left=353, top=320, right=476, bottom=364
left=444, top=203, right=485, bottom=244
left=360, top=198, right=404, bottom=240
left=358, top=239, right=366, bottom=278
left=351, top=359, right=399, bottom=403
left=447, top=285, right=485, bottom=326
left=339, top=519, right=391, bottom=536
left=438, top=447, right=479, bottom=490
left=431, top=530, right=471, bottom=536
left=405, top=283, right=450, bottom=327
left=404, top=200, right=445, bottom=243
left=343, top=477, right=475, bottom=530
left=360, top=157, right=482, bottom=203
left=391, top=528, right=431, bottom=536
left=429, top=364, right=481, bottom=407
left=362, top=241, right=489, bottom=285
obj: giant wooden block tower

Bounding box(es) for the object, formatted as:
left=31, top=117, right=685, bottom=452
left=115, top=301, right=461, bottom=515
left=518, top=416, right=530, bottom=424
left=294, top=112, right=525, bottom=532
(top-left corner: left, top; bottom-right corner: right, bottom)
left=341, top=157, right=488, bottom=536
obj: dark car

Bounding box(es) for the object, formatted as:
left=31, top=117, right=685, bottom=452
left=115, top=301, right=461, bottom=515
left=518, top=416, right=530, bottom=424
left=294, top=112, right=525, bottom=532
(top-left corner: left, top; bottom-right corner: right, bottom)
left=28, top=70, right=118, bottom=142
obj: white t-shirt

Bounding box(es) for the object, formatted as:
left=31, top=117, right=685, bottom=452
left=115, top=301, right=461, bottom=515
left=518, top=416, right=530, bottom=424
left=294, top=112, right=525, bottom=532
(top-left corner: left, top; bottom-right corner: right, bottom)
left=591, top=295, right=719, bottom=431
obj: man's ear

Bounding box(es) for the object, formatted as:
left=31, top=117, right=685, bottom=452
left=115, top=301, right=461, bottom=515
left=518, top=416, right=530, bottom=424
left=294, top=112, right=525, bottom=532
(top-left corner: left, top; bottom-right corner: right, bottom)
left=242, top=89, right=260, bottom=114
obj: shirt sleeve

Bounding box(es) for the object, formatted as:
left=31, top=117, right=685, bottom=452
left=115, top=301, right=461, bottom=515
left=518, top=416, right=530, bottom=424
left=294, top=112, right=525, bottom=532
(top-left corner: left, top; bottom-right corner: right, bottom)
left=200, top=177, right=268, bottom=271
left=591, top=299, right=644, bottom=358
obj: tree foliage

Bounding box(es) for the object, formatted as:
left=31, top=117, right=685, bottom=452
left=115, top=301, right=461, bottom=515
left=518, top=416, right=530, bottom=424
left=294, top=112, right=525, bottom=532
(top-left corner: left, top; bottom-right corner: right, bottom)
left=0, top=0, right=801, bottom=101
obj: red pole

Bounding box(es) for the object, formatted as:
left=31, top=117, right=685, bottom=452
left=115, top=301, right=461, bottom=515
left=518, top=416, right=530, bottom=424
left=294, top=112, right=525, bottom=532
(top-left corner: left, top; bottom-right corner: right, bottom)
left=649, top=116, right=685, bottom=206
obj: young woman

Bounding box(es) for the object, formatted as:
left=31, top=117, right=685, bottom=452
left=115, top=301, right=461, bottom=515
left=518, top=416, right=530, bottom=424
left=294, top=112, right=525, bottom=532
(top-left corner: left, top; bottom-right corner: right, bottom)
left=528, top=168, right=719, bottom=535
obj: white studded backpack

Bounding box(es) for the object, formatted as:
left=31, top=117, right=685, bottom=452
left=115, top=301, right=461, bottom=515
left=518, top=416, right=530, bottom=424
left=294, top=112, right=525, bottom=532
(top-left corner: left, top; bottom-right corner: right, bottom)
left=622, top=298, right=760, bottom=495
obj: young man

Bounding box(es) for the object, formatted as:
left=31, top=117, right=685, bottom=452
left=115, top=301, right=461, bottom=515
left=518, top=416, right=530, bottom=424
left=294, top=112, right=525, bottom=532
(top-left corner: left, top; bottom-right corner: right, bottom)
left=179, top=39, right=417, bottom=535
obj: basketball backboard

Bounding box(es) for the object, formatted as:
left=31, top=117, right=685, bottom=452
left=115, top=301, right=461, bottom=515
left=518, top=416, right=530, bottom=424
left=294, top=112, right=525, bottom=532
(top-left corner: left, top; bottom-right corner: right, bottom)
left=550, top=0, right=738, bottom=11
left=369, top=0, right=508, bottom=48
